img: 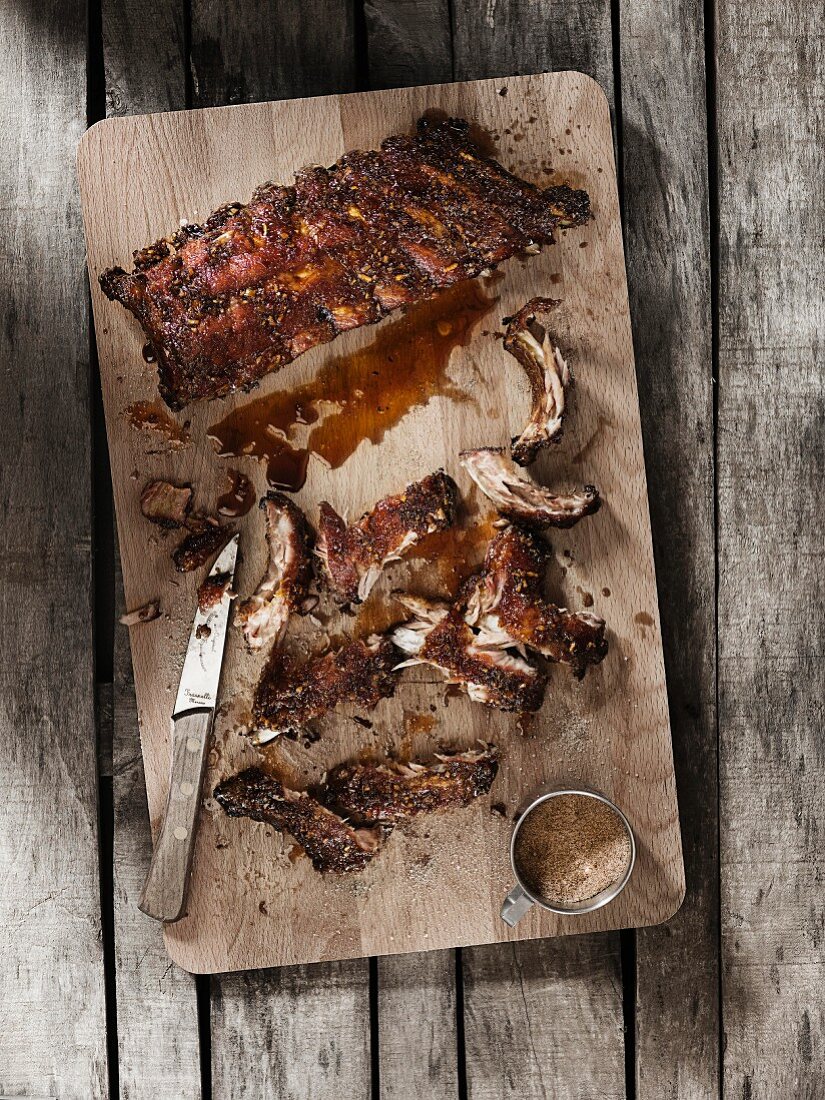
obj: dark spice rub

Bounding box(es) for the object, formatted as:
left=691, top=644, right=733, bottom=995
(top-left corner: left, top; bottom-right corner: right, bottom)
left=466, top=525, right=608, bottom=676
left=317, top=470, right=458, bottom=605
left=214, top=767, right=384, bottom=874
left=252, top=634, right=401, bottom=742
left=100, top=117, right=591, bottom=409
left=326, top=748, right=499, bottom=823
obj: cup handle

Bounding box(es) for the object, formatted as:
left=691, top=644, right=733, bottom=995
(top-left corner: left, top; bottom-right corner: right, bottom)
left=501, top=883, right=534, bottom=927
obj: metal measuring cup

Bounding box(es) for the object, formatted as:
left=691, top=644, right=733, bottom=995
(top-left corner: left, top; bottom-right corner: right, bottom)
left=501, top=787, right=636, bottom=926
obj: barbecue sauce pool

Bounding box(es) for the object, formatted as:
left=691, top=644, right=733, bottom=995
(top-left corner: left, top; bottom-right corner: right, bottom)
left=216, top=469, right=256, bottom=517
left=207, top=279, right=498, bottom=492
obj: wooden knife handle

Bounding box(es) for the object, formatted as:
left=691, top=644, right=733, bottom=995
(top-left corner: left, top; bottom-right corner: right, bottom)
left=138, top=708, right=214, bottom=923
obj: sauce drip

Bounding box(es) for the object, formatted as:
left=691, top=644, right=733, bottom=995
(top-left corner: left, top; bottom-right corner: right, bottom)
left=124, top=400, right=190, bottom=448
left=410, top=517, right=496, bottom=596
left=207, top=280, right=497, bottom=492
left=217, top=469, right=256, bottom=517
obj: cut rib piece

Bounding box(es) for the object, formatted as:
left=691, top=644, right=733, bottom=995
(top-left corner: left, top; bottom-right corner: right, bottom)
left=392, top=594, right=546, bottom=712
left=466, top=525, right=608, bottom=677
left=172, top=520, right=231, bottom=573
left=252, top=634, right=400, bottom=743
left=99, top=117, right=591, bottom=409
left=317, top=470, right=458, bottom=605
left=326, top=748, right=499, bottom=823
left=460, top=447, right=600, bottom=529
left=501, top=297, right=571, bottom=466
left=140, top=479, right=192, bottom=528
left=214, top=767, right=384, bottom=874
left=236, top=492, right=314, bottom=651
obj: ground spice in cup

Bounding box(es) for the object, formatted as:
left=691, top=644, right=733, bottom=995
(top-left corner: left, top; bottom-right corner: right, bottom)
left=514, top=794, right=631, bottom=905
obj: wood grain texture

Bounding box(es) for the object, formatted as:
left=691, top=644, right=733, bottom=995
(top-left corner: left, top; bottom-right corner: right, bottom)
left=452, top=0, right=614, bottom=111
left=190, top=0, right=356, bottom=107
left=114, top=553, right=203, bottom=1100
left=186, top=19, right=372, bottom=1096
left=449, top=13, right=627, bottom=1100
left=618, top=0, right=720, bottom=1094
left=358, top=20, right=460, bottom=1099
left=102, top=0, right=186, bottom=116
left=717, top=1, right=825, bottom=1095
left=364, top=0, right=453, bottom=88
left=139, top=707, right=216, bottom=922
left=211, top=961, right=371, bottom=1098
left=377, top=950, right=458, bottom=1098
left=78, top=72, right=683, bottom=974
left=463, top=937, right=626, bottom=1099
left=101, top=11, right=202, bottom=1095
left=0, top=2, right=108, bottom=1097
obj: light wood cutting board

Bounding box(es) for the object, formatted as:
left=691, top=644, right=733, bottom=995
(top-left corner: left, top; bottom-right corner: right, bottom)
left=78, top=71, right=684, bottom=974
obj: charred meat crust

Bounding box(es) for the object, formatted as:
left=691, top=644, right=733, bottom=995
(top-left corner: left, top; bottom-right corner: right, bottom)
left=100, top=118, right=591, bottom=410
left=317, top=470, right=458, bottom=605
left=326, top=748, right=499, bottom=823
left=173, top=522, right=232, bottom=573
left=460, top=447, right=601, bottom=529
left=475, top=525, right=608, bottom=676
left=252, top=635, right=401, bottom=738
left=214, top=767, right=384, bottom=874
left=392, top=594, right=547, bottom=712
left=197, top=570, right=232, bottom=611
left=502, top=297, right=571, bottom=466
left=236, top=492, right=314, bottom=650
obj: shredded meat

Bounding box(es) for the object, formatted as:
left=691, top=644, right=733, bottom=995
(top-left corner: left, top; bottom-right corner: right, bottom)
left=119, top=601, right=160, bottom=626
left=252, top=634, right=400, bottom=743
left=236, top=492, right=314, bottom=650
left=502, top=297, right=571, bottom=466
left=317, top=470, right=457, bottom=605
left=214, top=767, right=384, bottom=874
left=100, top=118, right=590, bottom=409
left=326, top=748, right=498, bottom=823
left=465, top=525, right=608, bottom=677
left=140, top=479, right=192, bottom=528
left=460, top=447, right=600, bottom=529
left=392, top=594, right=546, bottom=711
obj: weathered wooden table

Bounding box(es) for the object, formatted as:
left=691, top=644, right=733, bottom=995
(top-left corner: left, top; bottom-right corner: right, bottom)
left=1, top=0, right=821, bottom=1097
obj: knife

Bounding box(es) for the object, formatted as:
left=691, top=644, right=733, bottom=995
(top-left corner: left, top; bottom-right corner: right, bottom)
left=139, top=533, right=240, bottom=923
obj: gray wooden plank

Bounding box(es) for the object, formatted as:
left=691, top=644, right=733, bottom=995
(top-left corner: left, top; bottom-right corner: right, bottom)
left=618, top=0, right=720, bottom=1094
left=212, top=963, right=371, bottom=1098
left=450, top=4, right=626, bottom=1096
left=187, top=10, right=372, bottom=1096
left=463, top=939, right=626, bottom=1100
left=102, top=0, right=187, bottom=116
left=99, top=6, right=202, bottom=1096
left=190, top=0, right=355, bottom=107
left=363, top=0, right=453, bottom=88
left=0, top=3, right=109, bottom=1097
left=358, top=14, right=462, bottom=1099
left=377, top=950, right=458, bottom=1099
left=452, top=0, right=613, bottom=110
left=114, top=549, right=203, bottom=1100
left=716, top=2, right=825, bottom=1096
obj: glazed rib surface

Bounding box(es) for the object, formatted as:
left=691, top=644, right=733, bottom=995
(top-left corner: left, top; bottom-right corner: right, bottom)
left=100, top=117, right=591, bottom=408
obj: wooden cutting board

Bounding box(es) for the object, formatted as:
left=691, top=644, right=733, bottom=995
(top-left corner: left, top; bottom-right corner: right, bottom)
left=78, top=71, right=684, bottom=974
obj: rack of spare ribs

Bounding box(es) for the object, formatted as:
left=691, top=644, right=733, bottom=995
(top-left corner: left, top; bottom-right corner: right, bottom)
left=100, top=116, right=590, bottom=409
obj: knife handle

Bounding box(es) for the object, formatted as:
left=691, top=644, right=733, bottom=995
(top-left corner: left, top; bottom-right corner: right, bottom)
left=139, top=708, right=214, bottom=923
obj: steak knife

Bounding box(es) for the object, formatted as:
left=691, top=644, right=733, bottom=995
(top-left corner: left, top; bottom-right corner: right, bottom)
left=139, top=533, right=239, bottom=923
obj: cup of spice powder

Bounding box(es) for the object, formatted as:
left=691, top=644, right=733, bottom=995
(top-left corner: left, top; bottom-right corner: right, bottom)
left=501, top=789, right=635, bottom=926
